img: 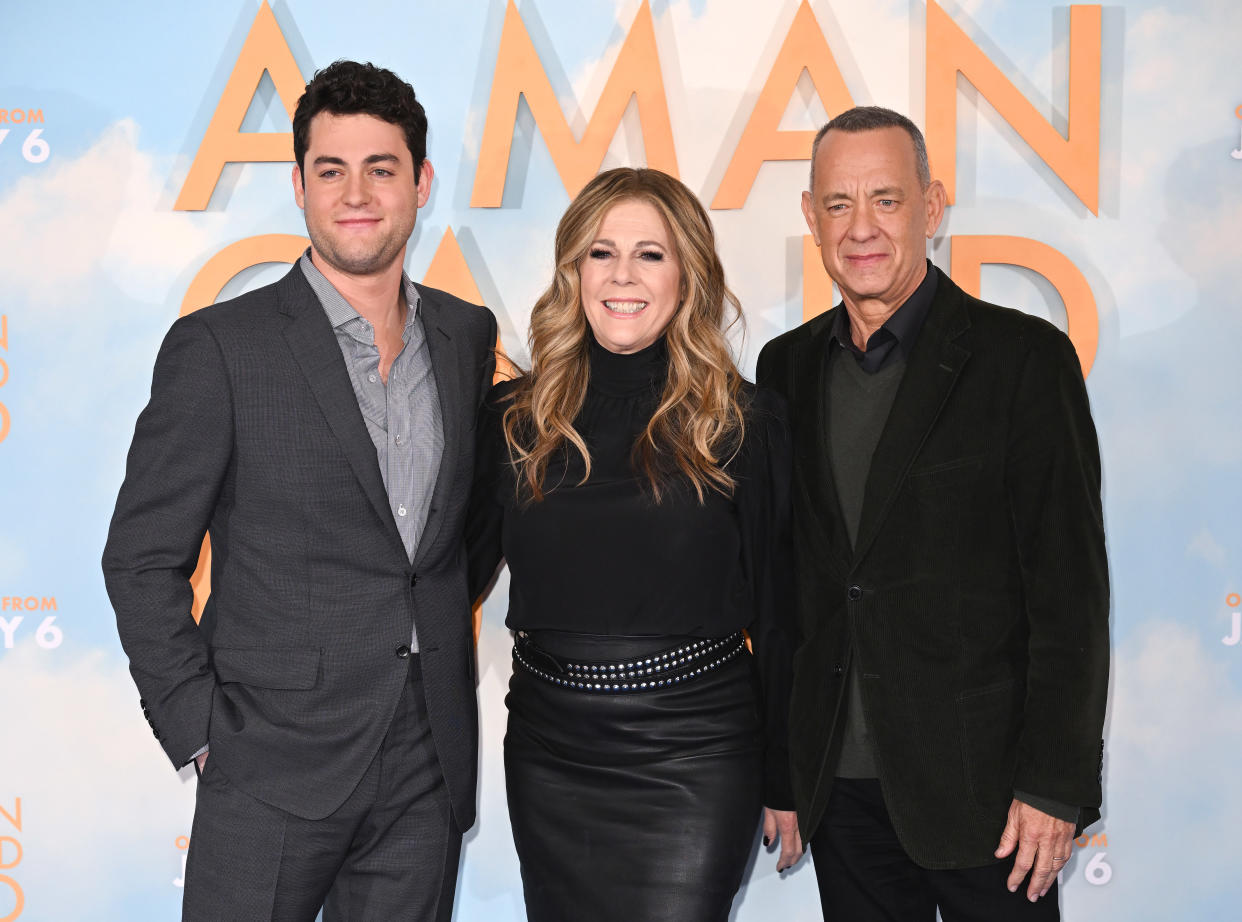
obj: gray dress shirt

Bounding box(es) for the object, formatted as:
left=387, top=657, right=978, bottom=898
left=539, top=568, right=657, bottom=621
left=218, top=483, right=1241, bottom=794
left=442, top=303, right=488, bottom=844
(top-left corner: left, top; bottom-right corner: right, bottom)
left=300, top=252, right=443, bottom=651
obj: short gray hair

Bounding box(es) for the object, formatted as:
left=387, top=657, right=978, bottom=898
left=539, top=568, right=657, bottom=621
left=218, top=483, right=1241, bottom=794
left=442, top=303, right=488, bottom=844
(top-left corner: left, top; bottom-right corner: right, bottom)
left=808, top=106, right=931, bottom=191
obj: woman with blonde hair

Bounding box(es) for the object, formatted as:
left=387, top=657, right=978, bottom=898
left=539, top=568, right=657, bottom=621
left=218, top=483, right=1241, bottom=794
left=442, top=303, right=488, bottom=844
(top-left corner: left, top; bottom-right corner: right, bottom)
left=469, top=167, right=800, bottom=920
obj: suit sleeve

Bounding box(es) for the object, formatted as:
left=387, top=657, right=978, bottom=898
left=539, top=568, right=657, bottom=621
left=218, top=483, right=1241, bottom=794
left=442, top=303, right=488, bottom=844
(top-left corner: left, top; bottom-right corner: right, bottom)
left=755, top=340, right=780, bottom=396
left=739, top=388, right=797, bottom=810
left=102, top=314, right=234, bottom=770
left=466, top=382, right=510, bottom=602
left=1005, top=328, right=1109, bottom=819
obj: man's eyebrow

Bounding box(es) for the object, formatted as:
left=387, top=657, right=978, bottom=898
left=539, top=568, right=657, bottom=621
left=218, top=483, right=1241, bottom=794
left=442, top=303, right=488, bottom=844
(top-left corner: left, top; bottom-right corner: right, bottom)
left=820, top=186, right=905, bottom=202
left=310, top=153, right=401, bottom=167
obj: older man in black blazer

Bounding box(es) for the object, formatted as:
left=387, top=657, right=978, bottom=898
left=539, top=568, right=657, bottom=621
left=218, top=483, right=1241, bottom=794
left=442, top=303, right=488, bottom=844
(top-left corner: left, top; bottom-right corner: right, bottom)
left=103, top=62, right=495, bottom=920
left=757, top=107, right=1108, bottom=920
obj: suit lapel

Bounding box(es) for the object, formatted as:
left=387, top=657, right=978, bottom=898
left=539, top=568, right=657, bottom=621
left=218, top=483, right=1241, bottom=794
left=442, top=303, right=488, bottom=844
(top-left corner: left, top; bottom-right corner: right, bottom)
left=851, top=269, right=971, bottom=567
left=792, top=312, right=852, bottom=575
left=412, top=286, right=461, bottom=569
left=276, top=267, right=406, bottom=559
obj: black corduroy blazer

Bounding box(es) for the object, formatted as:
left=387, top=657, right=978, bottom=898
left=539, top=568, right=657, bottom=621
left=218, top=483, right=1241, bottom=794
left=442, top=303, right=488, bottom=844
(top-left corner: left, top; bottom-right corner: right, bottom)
left=103, top=265, right=496, bottom=828
left=757, top=267, right=1109, bottom=868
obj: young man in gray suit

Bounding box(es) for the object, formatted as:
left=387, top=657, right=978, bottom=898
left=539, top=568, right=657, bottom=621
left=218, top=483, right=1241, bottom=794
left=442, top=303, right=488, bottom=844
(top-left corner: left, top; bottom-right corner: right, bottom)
left=103, top=61, right=496, bottom=920
left=757, top=107, right=1109, bottom=920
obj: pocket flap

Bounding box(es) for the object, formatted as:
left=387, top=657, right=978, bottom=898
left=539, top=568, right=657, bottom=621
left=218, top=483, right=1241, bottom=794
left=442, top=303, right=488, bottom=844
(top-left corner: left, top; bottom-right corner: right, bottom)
left=212, top=647, right=321, bottom=690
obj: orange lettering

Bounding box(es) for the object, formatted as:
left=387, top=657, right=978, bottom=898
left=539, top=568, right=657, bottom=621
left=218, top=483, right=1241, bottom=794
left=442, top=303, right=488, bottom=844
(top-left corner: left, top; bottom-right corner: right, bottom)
left=0, top=404, right=9, bottom=444
left=0, top=874, right=22, bottom=922
left=950, top=235, right=1098, bottom=375
left=801, top=234, right=837, bottom=323
left=174, top=1, right=305, bottom=210
left=423, top=227, right=484, bottom=305
left=713, top=2, right=854, bottom=209
left=0, top=838, right=19, bottom=871
left=926, top=2, right=1101, bottom=214
left=190, top=535, right=211, bottom=624
left=181, top=235, right=309, bottom=317
left=1075, top=832, right=1108, bottom=847
left=423, top=228, right=516, bottom=382
left=0, top=801, right=18, bottom=833
left=471, top=0, right=677, bottom=205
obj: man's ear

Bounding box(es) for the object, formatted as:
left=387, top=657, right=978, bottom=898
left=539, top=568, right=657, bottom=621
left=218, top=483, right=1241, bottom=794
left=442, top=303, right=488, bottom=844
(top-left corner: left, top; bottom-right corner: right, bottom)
left=415, top=159, right=435, bottom=208
left=292, top=164, right=306, bottom=209
left=801, top=190, right=821, bottom=246
left=924, top=179, right=947, bottom=239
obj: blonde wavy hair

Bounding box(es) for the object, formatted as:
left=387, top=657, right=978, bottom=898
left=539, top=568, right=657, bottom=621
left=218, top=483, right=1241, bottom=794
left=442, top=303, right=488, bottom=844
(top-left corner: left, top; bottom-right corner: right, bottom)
left=502, top=167, right=746, bottom=503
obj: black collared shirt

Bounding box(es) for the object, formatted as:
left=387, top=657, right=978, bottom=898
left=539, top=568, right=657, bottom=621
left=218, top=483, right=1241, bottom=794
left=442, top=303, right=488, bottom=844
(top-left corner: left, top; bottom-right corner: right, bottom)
left=829, top=260, right=939, bottom=373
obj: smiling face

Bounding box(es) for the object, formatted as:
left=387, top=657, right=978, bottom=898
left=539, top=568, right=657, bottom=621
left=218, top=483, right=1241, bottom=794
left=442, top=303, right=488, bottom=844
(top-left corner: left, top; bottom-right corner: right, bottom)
left=579, top=198, right=683, bottom=355
left=802, top=125, right=945, bottom=317
left=292, top=111, right=432, bottom=279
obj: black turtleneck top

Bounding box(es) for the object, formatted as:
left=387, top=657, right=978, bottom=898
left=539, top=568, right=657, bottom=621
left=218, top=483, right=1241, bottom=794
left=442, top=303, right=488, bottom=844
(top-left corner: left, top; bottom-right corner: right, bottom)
left=467, top=335, right=795, bottom=807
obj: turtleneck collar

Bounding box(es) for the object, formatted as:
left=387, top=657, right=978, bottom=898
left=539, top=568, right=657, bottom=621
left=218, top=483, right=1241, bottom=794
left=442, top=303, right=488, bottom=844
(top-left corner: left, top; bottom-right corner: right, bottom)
left=587, top=329, right=668, bottom=397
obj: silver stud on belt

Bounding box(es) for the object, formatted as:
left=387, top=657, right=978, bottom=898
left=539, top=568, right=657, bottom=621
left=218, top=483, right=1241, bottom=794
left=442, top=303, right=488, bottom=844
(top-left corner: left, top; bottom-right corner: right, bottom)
left=512, top=632, right=747, bottom=693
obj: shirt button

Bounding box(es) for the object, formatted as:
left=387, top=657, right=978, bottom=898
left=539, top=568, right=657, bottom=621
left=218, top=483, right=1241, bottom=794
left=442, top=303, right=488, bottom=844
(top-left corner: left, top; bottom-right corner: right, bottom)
left=368, top=373, right=377, bottom=383
left=395, top=434, right=404, bottom=445
left=395, top=645, right=411, bottom=659
left=847, top=585, right=863, bottom=601
left=398, top=504, right=408, bottom=517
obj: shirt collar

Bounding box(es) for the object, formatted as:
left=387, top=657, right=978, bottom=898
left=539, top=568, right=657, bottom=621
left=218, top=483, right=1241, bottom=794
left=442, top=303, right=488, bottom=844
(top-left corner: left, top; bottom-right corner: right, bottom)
left=298, top=249, right=421, bottom=332
left=829, top=259, right=938, bottom=373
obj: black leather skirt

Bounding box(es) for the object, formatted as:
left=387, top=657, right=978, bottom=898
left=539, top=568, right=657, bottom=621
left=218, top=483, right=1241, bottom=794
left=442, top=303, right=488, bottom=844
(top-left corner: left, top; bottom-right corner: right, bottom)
left=504, top=631, right=763, bottom=922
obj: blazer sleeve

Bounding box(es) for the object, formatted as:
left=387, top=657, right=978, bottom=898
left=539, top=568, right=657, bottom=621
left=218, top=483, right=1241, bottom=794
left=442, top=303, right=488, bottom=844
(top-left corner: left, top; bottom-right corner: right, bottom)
left=1005, top=327, right=1109, bottom=817
left=102, top=313, right=233, bottom=770
left=739, top=387, right=797, bottom=810
left=465, top=381, right=512, bottom=601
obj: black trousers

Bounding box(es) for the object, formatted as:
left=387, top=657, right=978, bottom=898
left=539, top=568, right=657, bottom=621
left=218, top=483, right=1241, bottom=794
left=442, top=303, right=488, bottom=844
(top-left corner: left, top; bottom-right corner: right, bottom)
left=182, top=659, right=460, bottom=922
left=811, top=778, right=1060, bottom=922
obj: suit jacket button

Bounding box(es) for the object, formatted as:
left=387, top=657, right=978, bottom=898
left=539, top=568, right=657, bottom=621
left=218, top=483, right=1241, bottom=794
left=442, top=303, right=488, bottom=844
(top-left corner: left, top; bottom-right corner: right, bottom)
left=847, top=585, right=863, bottom=601
left=833, top=664, right=844, bottom=676
left=408, top=573, right=418, bottom=587
left=395, top=645, right=411, bottom=658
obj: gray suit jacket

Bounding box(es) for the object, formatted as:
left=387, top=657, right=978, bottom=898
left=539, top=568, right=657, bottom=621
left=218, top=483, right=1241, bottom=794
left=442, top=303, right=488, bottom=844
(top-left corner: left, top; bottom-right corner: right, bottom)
left=103, top=264, right=496, bottom=827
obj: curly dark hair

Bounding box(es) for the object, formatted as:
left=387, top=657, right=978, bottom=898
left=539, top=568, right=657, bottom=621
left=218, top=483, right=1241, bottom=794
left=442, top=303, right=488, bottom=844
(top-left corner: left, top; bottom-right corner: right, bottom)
left=292, top=60, right=428, bottom=178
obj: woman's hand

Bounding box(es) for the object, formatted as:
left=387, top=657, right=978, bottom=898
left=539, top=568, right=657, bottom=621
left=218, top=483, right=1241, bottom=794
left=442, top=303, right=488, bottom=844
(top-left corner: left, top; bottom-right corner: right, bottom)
left=762, top=807, right=804, bottom=872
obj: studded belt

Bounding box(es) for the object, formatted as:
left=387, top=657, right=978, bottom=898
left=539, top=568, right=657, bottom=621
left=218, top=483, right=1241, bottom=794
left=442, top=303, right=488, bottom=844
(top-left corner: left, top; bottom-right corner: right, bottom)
left=512, top=631, right=747, bottom=693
